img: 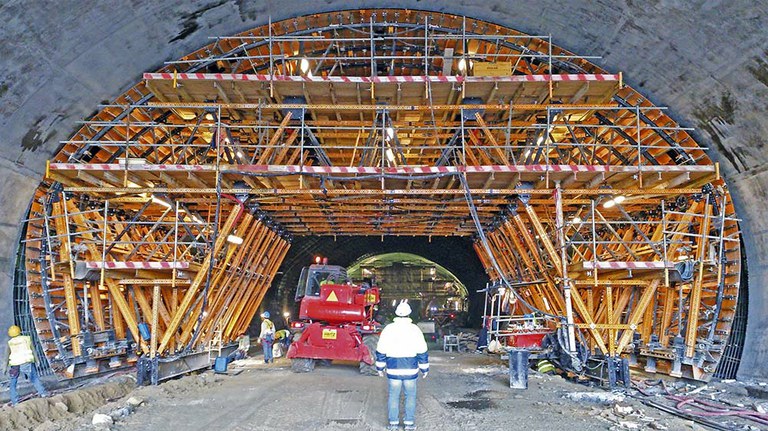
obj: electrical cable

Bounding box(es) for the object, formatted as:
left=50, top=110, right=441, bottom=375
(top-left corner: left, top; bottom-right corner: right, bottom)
left=457, top=171, right=561, bottom=321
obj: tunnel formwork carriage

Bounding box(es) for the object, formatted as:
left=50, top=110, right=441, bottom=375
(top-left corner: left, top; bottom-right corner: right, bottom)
left=18, top=9, right=741, bottom=382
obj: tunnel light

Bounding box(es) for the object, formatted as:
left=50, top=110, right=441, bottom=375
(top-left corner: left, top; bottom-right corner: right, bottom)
left=536, top=135, right=545, bottom=145
left=204, top=113, right=214, bottom=121
left=299, top=58, right=310, bottom=74
left=602, top=195, right=625, bottom=209
left=236, top=150, right=244, bottom=159
left=283, top=311, right=290, bottom=318
left=151, top=196, right=172, bottom=209
left=572, top=216, right=582, bottom=224
left=385, top=127, right=395, bottom=140
left=524, top=149, right=531, bottom=158
left=457, top=58, right=473, bottom=73
left=227, top=234, right=244, bottom=245
left=385, top=148, right=396, bottom=163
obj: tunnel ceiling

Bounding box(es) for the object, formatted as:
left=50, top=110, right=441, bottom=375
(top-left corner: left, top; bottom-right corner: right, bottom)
left=20, top=9, right=742, bottom=382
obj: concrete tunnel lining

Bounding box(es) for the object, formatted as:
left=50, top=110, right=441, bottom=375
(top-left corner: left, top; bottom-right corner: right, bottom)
left=0, top=1, right=764, bottom=384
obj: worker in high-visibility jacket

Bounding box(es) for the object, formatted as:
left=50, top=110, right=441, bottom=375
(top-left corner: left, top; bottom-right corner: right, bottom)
left=1, top=325, right=48, bottom=405
left=375, top=301, right=429, bottom=431
left=257, top=312, right=276, bottom=364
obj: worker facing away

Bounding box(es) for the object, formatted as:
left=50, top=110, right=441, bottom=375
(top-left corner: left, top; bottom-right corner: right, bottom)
left=376, top=301, right=429, bottom=431
left=258, top=312, right=276, bottom=364
left=2, top=325, right=48, bottom=405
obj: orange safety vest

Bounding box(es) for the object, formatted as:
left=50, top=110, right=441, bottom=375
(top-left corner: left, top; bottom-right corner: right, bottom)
left=8, top=335, right=35, bottom=366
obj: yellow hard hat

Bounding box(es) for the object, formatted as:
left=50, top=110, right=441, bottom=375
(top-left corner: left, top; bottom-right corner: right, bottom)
left=8, top=325, right=21, bottom=337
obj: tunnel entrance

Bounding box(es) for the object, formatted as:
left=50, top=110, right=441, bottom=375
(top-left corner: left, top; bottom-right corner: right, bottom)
left=17, top=9, right=743, bottom=383
left=346, top=252, right=469, bottom=323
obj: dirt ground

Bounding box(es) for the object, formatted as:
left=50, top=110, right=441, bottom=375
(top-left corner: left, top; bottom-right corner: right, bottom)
left=3, top=350, right=765, bottom=430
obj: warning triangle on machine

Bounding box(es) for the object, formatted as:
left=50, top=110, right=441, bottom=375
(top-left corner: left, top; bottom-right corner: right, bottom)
left=326, top=290, right=338, bottom=302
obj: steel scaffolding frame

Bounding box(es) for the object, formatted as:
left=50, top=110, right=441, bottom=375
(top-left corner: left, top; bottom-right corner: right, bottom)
left=17, top=10, right=742, bottom=382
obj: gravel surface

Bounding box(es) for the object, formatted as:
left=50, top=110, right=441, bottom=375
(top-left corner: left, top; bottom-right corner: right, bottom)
left=113, top=351, right=691, bottom=431
left=1, top=351, right=715, bottom=430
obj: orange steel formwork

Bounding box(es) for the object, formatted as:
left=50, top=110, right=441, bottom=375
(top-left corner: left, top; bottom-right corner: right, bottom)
left=19, top=9, right=740, bottom=382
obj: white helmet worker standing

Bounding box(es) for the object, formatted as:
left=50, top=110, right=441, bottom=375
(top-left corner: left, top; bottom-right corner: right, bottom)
left=375, top=301, right=429, bottom=431
left=2, top=325, right=48, bottom=405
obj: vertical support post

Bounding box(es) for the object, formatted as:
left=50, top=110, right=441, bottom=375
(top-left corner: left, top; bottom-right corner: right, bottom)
left=150, top=283, right=160, bottom=358
left=423, top=16, right=429, bottom=77
left=590, top=200, right=598, bottom=286
left=57, top=194, right=82, bottom=357
left=123, top=105, right=131, bottom=187
left=380, top=109, right=386, bottom=189
left=606, top=284, right=615, bottom=356
left=98, top=200, right=109, bottom=321
left=662, top=200, right=669, bottom=288
left=545, top=106, right=551, bottom=188
left=547, top=35, right=553, bottom=100
left=554, top=183, right=577, bottom=353
left=299, top=107, right=306, bottom=188
left=268, top=16, right=274, bottom=98
left=370, top=16, right=375, bottom=79
left=171, top=201, right=180, bottom=352
left=636, top=105, right=642, bottom=187
left=460, top=108, right=466, bottom=164
left=461, top=16, right=466, bottom=99
left=685, top=196, right=711, bottom=358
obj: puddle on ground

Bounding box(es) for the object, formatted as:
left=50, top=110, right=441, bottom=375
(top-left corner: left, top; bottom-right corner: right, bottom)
left=465, top=389, right=505, bottom=398
left=446, top=399, right=496, bottom=410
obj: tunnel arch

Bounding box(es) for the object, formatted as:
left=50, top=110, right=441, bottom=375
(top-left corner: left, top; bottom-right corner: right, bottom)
left=14, top=8, right=745, bottom=382
left=270, top=236, right=486, bottom=324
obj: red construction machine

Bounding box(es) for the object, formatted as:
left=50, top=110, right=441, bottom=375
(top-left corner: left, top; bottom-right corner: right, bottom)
left=286, top=263, right=381, bottom=373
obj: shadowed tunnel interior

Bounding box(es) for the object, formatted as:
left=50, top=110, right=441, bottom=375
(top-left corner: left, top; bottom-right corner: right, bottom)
left=268, top=236, right=487, bottom=325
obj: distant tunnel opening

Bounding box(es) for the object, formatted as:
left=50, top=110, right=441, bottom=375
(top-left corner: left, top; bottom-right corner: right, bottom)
left=15, top=9, right=744, bottom=383
left=266, top=236, right=485, bottom=329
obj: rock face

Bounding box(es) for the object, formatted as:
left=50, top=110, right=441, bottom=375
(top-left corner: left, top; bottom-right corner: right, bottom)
left=0, top=0, right=767, bottom=378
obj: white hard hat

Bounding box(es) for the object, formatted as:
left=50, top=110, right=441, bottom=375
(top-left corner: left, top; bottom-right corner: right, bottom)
left=395, top=301, right=412, bottom=317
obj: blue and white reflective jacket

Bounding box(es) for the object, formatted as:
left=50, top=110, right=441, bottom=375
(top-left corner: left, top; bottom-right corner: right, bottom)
left=375, top=317, right=429, bottom=380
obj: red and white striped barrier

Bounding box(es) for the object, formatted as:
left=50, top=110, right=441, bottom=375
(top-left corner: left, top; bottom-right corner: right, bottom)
left=582, top=261, right=672, bottom=270
left=143, top=72, right=620, bottom=84
left=50, top=163, right=214, bottom=172
left=50, top=163, right=714, bottom=175
left=84, top=261, right=190, bottom=270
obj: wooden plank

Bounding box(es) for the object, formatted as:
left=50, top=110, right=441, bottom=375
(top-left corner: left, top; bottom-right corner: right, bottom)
left=51, top=200, right=82, bottom=357
left=157, top=207, right=241, bottom=354
left=686, top=198, right=711, bottom=358
left=616, top=280, right=660, bottom=353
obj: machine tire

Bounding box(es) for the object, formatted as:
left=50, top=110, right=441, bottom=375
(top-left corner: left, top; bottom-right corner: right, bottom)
left=359, top=334, right=380, bottom=375
left=291, top=358, right=315, bottom=373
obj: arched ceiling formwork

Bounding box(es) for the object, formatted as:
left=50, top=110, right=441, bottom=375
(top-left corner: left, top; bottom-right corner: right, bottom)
left=1, top=2, right=760, bottom=382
